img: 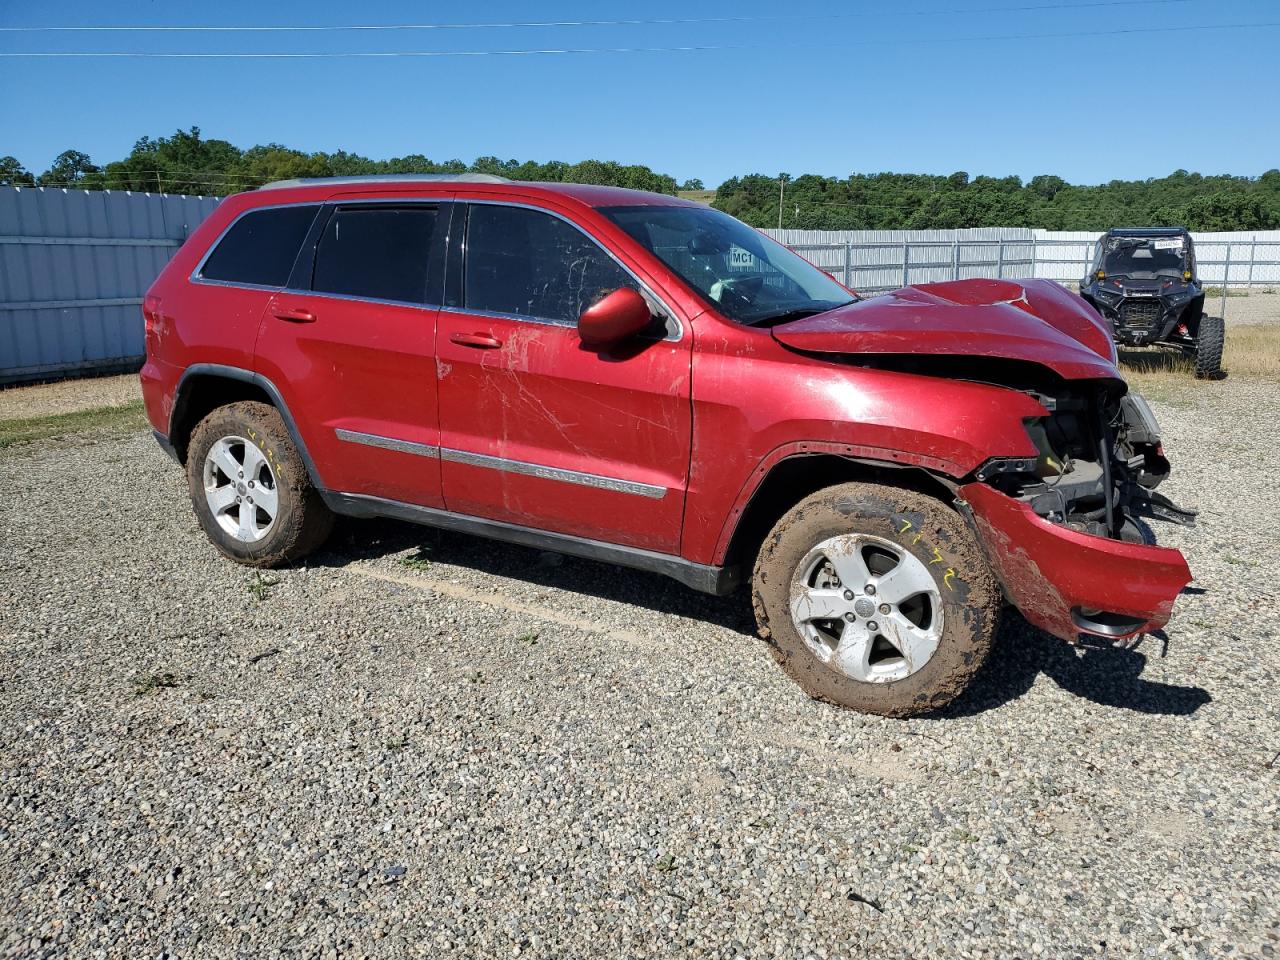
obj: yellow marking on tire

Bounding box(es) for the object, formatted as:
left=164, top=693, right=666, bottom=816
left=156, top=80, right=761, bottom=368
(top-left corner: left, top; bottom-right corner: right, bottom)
left=929, top=547, right=944, bottom=565
left=898, top=519, right=913, bottom=533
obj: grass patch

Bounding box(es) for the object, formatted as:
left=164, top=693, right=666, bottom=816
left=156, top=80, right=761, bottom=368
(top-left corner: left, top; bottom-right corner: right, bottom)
left=677, top=189, right=717, bottom=205
left=1221, top=324, right=1280, bottom=380
left=397, top=549, right=432, bottom=572
left=133, top=671, right=184, bottom=697
left=247, top=572, right=281, bottom=602
left=1119, top=323, right=1280, bottom=399
left=1201, top=286, right=1273, bottom=298
left=0, top=399, right=147, bottom=449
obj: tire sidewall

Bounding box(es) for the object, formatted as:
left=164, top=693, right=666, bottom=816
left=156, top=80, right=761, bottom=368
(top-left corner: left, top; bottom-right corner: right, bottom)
left=186, top=403, right=311, bottom=564
left=754, top=484, right=999, bottom=716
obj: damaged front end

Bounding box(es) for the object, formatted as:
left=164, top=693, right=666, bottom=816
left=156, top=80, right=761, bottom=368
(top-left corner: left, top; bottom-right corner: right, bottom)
left=960, top=385, right=1195, bottom=643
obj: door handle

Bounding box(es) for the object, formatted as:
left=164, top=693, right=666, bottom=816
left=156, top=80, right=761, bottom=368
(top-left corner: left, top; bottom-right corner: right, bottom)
left=273, top=306, right=316, bottom=323
left=449, top=331, right=503, bottom=349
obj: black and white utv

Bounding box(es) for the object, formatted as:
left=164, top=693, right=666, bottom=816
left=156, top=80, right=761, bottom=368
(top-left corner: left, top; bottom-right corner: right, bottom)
left=1079, top=227, right=1224, bottom=379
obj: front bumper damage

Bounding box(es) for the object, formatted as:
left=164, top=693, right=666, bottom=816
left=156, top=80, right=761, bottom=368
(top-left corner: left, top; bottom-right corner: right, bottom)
left=959, top=481, right=1192, bottom=642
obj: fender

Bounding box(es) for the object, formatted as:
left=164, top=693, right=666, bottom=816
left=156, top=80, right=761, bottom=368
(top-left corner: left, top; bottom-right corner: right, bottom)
left=171, top=363, right=327, bottom=491
left=710, top=440, right=958, bottom=565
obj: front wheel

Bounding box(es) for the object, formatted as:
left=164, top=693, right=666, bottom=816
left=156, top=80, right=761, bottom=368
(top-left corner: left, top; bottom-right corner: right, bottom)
left=1193, top=315, right=1224, bottom=380
left=186, top=401, right=333, bottom=567
left=752, top=482, right=1001, bottom=717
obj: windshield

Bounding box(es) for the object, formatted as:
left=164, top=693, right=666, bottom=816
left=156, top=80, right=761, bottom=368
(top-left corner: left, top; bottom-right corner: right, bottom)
left=1101, top=235, right=1188, bottom=280
left=600, top=205, right=855, bottom=325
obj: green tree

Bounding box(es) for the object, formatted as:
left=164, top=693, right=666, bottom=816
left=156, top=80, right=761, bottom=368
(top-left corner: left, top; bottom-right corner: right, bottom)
left=37, top=150, right=99, bottom=186
left=1182, top=192, right=1279, bottom=231
left=0, top=156, right=35, bottom=186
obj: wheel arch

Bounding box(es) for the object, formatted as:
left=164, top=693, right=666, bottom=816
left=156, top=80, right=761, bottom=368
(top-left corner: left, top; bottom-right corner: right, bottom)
left=716, top=447, right=958, bottom=572
left=171, top=364, right=324, bottom=488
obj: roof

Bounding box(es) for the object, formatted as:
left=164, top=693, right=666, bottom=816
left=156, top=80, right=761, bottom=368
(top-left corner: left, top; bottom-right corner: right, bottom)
left=1104, top=227, right=1189, bottom=237
left=251, top=175, right=696, bottom=209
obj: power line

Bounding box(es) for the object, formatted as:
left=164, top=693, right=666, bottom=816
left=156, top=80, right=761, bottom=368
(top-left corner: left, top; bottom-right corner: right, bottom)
left=0, top=1, right=1197, bottom=33
left=3, top=21, right=1275, bottom=58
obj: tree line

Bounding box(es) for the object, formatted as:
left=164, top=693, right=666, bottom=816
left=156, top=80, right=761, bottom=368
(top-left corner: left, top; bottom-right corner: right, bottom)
left=716, top=170, right=1280, bottom=232
left=3, top=127, right=1277, bottom=232
left=0, top=127, right=686, bottom=198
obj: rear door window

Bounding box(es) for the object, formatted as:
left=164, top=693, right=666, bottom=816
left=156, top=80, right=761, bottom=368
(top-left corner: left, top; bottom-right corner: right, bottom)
left=311, top=205, right=439, bottom=304
left=199, top=205, right=320, bottom=287
left=463, top=204, right=635, bottom=324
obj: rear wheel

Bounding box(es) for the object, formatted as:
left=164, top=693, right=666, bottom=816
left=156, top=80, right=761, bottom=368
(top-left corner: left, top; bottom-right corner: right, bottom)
left=186, top=401, right=333, bottom=567
left=1193, top=315, right=1224, bottom=379
left=752, top=482, right=1001, bottom=717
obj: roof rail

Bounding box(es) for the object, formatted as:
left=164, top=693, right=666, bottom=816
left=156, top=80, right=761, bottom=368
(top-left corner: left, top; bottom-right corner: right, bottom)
left=258, top=173, right=510, bottom=190
left=1106, top=226, right=1188, bottom=235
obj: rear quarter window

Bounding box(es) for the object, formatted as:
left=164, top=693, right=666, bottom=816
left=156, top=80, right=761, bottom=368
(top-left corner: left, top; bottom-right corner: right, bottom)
left=198, top=204, right=320, bottom=287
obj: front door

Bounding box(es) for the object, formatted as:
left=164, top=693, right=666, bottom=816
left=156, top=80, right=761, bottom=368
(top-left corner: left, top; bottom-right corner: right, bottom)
left=435, top=200, right=691, bottom=554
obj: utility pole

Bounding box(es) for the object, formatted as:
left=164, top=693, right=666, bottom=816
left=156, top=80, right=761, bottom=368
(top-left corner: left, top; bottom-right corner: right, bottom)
left=778, top=176, right=785, bottom=231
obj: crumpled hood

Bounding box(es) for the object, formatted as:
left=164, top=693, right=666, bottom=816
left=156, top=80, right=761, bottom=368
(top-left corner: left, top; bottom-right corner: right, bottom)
left=772, top=278, right=1121, bottom=381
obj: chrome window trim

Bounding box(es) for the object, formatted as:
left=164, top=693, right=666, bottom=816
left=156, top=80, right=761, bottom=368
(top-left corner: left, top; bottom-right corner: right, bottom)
left=438, top=305, right=584, bottom=331
left=441, top=446, right=667, bottom=500
left=187, top=196, right=684, bottom=342
left=335, top=428, right=438, bottom=458
left=459, top=198, right=683, bottom=342
left=276, top=288, right=443, bottom=313
left=190, top=198, right=445, bottom=303
left=189, top=200, right=323, bottom=289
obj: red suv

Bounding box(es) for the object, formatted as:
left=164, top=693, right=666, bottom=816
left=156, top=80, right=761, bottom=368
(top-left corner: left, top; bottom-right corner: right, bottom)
left=140, top=175, right=1194, bottom=716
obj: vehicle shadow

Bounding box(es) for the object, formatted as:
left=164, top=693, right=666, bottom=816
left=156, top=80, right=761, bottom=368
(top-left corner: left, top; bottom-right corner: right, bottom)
left=1118, top=347, right=1192, bottom=375
left=1118, top=347, right=1229, bottom=381
left=940, top=610, right=1212, bottom=718
left=316, top=517, right=758, bottom=636
left=318, top=517, right=1212, bottom=719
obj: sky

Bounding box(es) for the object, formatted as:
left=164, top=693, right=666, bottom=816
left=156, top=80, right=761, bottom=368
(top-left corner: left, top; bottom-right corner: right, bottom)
left=1, top=0, right=1278, bottom=188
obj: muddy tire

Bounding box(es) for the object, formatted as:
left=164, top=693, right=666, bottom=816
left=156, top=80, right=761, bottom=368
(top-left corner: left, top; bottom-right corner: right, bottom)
left=752, top=482, right=1001, bottom=717
left=1193, top=315, right=1224, bottom=380
left=186, top=401, right=333, bottom=567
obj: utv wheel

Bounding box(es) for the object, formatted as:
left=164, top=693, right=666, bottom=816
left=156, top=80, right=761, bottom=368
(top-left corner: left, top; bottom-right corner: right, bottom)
left=753, top=482, right=1001, bottom=718
left=1193, top=315, right=1224, bottom=380
left=186, top=401, right=333, bottom=567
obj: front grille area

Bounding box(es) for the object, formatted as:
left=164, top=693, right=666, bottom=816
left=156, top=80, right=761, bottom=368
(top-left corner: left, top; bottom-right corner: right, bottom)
left=1118, top=299, right=1162, bottom=331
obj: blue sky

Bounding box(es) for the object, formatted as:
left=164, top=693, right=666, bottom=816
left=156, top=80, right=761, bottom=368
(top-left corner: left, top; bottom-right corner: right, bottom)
left=1, top=0, right=1277, bottom=187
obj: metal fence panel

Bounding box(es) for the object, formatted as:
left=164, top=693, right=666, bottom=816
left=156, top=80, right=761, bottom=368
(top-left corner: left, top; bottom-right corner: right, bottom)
left=3, top=186, right=1278, bottom=385
left=0, top=186, right=221, bottom=384
left=768, top=226, right=1280, bottom=297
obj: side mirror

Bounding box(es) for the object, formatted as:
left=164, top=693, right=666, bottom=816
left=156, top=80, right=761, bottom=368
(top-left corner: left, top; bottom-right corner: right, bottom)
left=578, top=288, right=653, bottom=348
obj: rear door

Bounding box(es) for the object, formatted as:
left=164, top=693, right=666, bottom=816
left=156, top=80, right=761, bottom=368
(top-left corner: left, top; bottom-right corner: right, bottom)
left=254, top=199, right=449, bottom=507
left=435, top=199, right=692, bottom=554
left=189, top=203, right=322, bottom=371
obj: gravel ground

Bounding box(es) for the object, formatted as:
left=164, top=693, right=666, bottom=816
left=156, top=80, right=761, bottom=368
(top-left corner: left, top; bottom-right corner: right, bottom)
left=1, top=378, right=1278, bottom=959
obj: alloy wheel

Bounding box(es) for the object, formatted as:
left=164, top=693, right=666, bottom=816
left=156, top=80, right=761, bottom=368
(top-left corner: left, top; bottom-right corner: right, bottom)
left=789, top=533, right=943, bottom=683
left=203, top=435, right=279, bottom=542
